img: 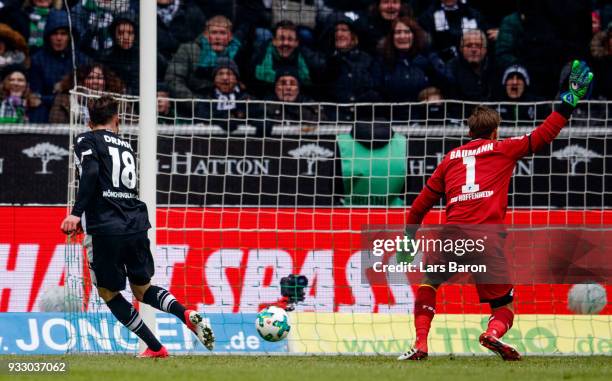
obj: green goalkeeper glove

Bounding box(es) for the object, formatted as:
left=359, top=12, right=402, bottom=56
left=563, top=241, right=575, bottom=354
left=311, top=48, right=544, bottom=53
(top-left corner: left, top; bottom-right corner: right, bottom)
left=560, top=60, right=594, bottom=107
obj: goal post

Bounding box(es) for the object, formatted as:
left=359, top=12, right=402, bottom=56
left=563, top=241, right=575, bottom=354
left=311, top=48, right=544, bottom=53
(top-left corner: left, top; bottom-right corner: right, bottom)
left=137, top=0, right=158, bottom=353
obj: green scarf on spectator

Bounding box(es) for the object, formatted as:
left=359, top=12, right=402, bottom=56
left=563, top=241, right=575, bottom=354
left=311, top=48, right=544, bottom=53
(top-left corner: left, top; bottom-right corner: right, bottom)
left=0, top=101, right=25, bottom=124
left=28, top=7, right=50, bottom=49
left=197, top=35, right=241, bottom=69
left=255, top=44, right=311, bottom=85
left=82, top=0, right=96, bottom=10
left=81, top=0, right=114, bottom=51
left=0, top=115, right=23, bottom=123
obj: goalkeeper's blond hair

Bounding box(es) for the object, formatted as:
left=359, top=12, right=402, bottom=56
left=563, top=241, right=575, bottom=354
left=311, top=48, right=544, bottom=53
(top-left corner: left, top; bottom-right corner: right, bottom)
left=468, top=106, right=501, bottom=139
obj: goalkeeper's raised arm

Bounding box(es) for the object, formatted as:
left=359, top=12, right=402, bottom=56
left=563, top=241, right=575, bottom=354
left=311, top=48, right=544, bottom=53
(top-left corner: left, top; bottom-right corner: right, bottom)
left=405, top=60, right=594, bottom=226
left=495, top=60, right=595, bottom=161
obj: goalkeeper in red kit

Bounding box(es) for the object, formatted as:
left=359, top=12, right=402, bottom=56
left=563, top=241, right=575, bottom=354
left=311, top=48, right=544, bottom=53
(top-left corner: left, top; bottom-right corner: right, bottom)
left=398, top=61, right=594, bottom=361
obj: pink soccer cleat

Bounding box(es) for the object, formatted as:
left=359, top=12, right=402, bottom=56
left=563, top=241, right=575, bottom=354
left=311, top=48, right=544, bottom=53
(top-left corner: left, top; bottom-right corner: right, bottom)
left=138, top=346, right=169, bottom=358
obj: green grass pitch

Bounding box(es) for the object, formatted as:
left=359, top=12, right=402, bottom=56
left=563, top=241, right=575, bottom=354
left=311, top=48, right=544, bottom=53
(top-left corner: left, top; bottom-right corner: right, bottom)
left=1, top=355, right=611, bottom=381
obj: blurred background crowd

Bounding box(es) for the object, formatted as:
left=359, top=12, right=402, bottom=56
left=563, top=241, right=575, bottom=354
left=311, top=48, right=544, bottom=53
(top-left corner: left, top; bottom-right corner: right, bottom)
left=0, top=0, right=609, bottom=127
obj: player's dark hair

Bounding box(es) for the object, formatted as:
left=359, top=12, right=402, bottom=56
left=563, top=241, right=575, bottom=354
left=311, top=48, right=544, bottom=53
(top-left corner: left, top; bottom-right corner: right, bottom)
left=88, top=96, right=119, bottom=126
left=467, top=106, right=501, bottom=139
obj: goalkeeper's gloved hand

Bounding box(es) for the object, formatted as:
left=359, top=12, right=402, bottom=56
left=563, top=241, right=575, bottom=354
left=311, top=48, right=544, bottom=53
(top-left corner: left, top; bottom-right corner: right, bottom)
left=396, top=226, right=418, bottom=265
left=560, top=60, right=594, bottom=107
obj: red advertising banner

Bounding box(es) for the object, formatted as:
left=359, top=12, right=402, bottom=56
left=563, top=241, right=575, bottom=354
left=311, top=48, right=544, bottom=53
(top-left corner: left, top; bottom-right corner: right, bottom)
left=1, top=207, right=610, bottom=314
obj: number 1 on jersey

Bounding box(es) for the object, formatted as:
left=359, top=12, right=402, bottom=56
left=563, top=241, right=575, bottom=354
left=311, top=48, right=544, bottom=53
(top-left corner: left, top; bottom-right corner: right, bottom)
left=461, top=156, right=480, bottom=193
left=109, top=146, right=137, bottom=189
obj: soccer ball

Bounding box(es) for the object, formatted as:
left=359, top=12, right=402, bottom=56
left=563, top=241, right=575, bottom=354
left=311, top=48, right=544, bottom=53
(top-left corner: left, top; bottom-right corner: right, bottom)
left=567, top=283, right=607, bottom=314
left=39, top=285, right=81, bottom=312
left=255, top=306, right=291, bottom=342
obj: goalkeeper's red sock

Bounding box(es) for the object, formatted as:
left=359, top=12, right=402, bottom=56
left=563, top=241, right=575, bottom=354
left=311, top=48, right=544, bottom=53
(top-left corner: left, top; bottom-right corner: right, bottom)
left=486, top=307, right=514, bottom=338
left=414, top=285, right=437, bottom=352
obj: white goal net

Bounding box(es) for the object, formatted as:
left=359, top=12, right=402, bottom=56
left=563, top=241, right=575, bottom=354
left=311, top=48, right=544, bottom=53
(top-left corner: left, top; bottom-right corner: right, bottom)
left=65, top=90, right=611, bottom=355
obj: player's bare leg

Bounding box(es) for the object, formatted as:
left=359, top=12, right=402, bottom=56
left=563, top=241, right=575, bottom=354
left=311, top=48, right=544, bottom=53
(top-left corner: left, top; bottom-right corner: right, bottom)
left=97, top=287, right=168, bottom=358
left=131, top=283, right=215, bottom=351
left=479, top=302, right=521, bottom=361
left=398, top=284, right=438, bottom=361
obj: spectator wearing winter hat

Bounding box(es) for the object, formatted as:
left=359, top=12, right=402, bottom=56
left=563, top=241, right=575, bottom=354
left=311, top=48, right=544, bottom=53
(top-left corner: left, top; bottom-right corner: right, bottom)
left=262, top=68, right=321, bottom=135
left=495, top=64, right=549, bottom=126
left=22, top=0, right=64, bottom=55
left=209, top=58, right=246, bottom=99
left=196, top=57, right=252, bottom=133
left=446, top=29, right=496, bottom=101
left=99, top=12, right=139, bottom=94
left=165, top=15, right=244, bottom=101
left=0, top=65, right=45, bottom=123
left=499, top=65, right=532, bottom=101
left=29, top=9, right=89, bottom=120
left=270, top=68, right=306, bottom=103
left=0, top=23, right=29, bottom=71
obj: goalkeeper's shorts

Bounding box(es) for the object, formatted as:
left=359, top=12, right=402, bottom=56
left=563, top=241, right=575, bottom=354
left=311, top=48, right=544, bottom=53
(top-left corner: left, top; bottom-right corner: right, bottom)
left=419, top=226, right=513, bottom=303
left=84, top=231, right=155, bottom=291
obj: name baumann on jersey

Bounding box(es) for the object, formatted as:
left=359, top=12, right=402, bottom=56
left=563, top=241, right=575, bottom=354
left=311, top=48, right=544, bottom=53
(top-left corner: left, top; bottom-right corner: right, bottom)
left=72, top=130, right=150, bottom=235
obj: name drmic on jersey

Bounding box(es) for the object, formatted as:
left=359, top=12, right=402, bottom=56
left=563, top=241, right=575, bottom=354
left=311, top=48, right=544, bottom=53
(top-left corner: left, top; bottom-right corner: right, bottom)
left=103, top=135, right=133, bottom=150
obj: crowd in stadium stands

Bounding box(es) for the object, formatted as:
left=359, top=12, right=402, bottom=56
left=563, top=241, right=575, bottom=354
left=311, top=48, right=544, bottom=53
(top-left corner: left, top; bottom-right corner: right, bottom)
left=0, top=0, right=609, bottom=125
